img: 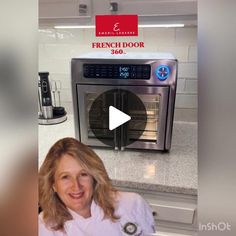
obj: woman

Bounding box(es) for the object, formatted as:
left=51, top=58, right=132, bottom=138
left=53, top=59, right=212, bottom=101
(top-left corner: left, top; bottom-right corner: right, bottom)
left=39, top=137, right=156, bottom=236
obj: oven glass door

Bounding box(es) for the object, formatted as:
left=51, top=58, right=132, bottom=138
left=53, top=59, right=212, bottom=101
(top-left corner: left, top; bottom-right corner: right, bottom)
left=77, top=84, right=169, bottom=150
left=122, top=86, right=169, bottom=150
left=77, top=84, right=118, bottom=148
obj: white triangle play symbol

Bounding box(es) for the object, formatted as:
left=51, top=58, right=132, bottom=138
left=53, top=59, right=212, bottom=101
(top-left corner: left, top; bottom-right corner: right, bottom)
left=109, top=106, right=131, bottom=131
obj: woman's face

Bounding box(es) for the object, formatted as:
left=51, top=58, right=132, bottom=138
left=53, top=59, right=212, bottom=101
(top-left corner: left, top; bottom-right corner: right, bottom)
left=53, top=154, right=94, bottom=217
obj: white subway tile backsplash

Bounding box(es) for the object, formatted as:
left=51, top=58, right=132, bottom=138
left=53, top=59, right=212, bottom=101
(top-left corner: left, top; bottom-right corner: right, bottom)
left=44, top=44, right=74, bottom=59
left=39, top=58, right=71, bottom=74
left=70, top=44, right=97, bottom=57
left=55, top=29, right=84, bottom=44
left=137, top=28, right=144, bottom=41
left=178, top=63, right=197, bottom=78
left=84, top=28, right=97, bottom=45
left=141, top=40, right=158, bottom=51
left=39, top=29, right=57, bottom=43
left=38, top=44, right=46, bottom=59
left=176, top=78, right=186, bottom=93
left=174, top=108, right=197, bottom=122
left=177, top=78, right=198, bottom=94
left=157, top=46, right=189, bottom=62
left=38, top=58, right=50, bottom=72
left=188, top=46, right=197, bottom=62
left=143, top=28, right=175, bottom=45
left=43, top=44, right=91, bottom=59
left=175, top=27, right=197, bottom=45
left=60, top=89, right=73, bottom=102
left=175, top=94, right=198, bottom=109
left=185, top=79, right=198, bottom=93
left=48, top=74, right=71, bottom=89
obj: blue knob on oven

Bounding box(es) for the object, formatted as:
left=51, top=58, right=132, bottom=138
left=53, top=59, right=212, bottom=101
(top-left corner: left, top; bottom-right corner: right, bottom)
left=155, top=65, right=170, bottom=81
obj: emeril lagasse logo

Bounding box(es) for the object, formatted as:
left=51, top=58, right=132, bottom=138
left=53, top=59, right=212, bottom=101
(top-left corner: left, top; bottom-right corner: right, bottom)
left=96, top=15, right=138, bottom=37
left=113, top=22, right=120, bottom=32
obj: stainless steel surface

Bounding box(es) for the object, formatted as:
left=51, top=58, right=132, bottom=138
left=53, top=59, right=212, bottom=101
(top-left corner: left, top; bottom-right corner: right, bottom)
left=51, top=80, right=62, bottom=107
left=38, top=115, right=67, bottom=125
left=122, top=86, right=168, bottom=150
left=38, top=86, right=43, bottom=117
left=57, top=90, right=61, bottom=106
left=114, top=91, right=119, bottom=150
left=42, top=106, right=53, bottom=119
left=72, top=59, right=177, bottom=86
left=52, top=90, right=56, bottom=106
left=39, top=72, right=53, bottom=119
left=120, top=91, right=125, bottom=150
left=71, top=53, right=178, bottom=151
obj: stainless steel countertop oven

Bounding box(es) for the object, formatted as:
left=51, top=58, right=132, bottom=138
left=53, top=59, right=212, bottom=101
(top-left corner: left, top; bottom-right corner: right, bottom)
left=71, top=52, right=178, bottom=151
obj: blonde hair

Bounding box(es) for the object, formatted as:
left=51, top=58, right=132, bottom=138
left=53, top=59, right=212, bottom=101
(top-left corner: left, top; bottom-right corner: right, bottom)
left=39, top=137, right=119, bottom=231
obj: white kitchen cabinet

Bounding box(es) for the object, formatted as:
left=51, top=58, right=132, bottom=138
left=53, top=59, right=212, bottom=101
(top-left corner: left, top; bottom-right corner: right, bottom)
left=39, top=0, right=93, bottom=26
left=39, top=0, right=197, bottom=26
left=39, top=0, right=82, bottom=18
left=117, top=186, right=197, bottom=236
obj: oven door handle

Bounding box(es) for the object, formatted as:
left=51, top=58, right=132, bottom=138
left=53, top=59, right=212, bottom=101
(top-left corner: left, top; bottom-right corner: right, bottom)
left=113, top=91, right=119, bottom=150
left=120, top=91, right=127, bottom=151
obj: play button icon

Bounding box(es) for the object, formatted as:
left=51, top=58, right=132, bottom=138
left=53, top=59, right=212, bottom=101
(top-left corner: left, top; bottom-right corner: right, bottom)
left=109, top=106, right=131, bottom=131
left=88, top=89, right=147, bottom=149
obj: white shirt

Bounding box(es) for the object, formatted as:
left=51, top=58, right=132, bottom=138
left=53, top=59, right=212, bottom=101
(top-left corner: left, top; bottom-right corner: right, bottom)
left=39, top=191, right=156, bottom=236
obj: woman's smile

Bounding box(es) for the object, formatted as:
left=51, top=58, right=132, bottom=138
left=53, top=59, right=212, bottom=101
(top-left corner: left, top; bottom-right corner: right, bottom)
left=69, top=191, right=85, bottom=199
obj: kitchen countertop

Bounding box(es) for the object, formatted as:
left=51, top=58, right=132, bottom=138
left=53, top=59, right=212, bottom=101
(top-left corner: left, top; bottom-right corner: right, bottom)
left=39, top=115, right=197, bottom=196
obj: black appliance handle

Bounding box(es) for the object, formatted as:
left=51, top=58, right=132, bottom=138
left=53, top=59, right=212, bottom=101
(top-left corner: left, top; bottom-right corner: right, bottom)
left=38, top=72, right=52, bottom=106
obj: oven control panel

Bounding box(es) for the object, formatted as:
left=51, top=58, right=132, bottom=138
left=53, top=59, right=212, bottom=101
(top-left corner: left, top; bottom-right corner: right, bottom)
left=83, top=64, right=151, bottom=80
left=155, top=65, right=171, bottom=81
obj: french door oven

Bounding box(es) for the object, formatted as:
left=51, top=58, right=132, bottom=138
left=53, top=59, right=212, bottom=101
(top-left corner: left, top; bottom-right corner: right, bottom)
left=77, top=85, right=169, bottom=150
left=71, top=52, right=178, bottom=151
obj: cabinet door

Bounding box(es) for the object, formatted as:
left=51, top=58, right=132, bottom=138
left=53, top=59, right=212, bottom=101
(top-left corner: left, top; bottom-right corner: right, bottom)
left=150, top=201, right=196, bottom=224
left=39, top=0, right=92, bottom=19
left=116, top=187, right=197, bottom=235
left=146, top=194, right=197, bottom=235
left=39, top=0, right=78, bottom=18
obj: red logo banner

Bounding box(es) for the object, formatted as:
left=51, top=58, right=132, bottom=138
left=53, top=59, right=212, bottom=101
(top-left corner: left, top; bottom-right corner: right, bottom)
left=96, top=15, right=138, bottom=37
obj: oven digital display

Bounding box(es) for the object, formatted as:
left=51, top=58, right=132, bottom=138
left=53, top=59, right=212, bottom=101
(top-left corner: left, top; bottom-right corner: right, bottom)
left=83, top=64, right=151, bottom=80
left=119, top=66, right=130, bottom=79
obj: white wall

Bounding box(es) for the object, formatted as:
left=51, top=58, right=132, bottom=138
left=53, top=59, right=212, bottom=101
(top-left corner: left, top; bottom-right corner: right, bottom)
left=39, top=27, right=197, bottom=121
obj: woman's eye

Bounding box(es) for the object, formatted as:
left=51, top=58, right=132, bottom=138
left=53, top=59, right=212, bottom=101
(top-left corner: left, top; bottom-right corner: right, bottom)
left=80, top=172, right=88, bottom=177
left=61, top=175, right=69, bottom=179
